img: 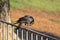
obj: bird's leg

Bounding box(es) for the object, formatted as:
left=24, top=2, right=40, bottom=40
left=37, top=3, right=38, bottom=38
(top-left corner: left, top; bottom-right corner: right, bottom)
left=27, top=22, right=31, bottom=26
left=16, top=23, right=22, bottom=30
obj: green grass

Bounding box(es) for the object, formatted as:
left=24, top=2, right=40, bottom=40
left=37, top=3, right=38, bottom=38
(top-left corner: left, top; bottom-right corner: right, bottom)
left=10, top=0, right=60, bottom=12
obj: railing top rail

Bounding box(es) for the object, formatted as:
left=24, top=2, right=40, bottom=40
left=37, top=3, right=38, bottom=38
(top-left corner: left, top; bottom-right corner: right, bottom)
left=0, top=19, right=17, bottom=27
left=0, top=19, right=59, bottom=40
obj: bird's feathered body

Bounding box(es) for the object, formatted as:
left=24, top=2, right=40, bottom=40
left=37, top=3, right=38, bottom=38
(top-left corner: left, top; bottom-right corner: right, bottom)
left=15, top=15, right=34, bottom=30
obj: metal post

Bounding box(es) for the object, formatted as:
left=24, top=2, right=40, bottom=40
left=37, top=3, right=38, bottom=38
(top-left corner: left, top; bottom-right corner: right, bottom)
left=12, top=26, right=14, bottom=40
left=46, top=38, right=49, bottom=40
left=16, top=29, right=18, bottom=40
left=7, top=24, right=9, bottom=40
left=26, top=31, right=28, bottom=40
left=31, top=33, right=33, bottom=40
left=22, top=29, right=24, bottom=40
left=41, top=36, right=43, bottom=40
left=2, top=23, right=4, bottom=40
left=36, top=34, right=38, bottom=40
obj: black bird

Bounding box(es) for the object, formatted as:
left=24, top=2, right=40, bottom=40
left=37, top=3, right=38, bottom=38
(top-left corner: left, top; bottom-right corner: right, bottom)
left=15, top=15, right=34, bottom=30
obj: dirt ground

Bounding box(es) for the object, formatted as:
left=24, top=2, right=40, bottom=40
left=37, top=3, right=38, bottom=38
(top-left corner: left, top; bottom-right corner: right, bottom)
left=10, top=8, right=60, bottom=38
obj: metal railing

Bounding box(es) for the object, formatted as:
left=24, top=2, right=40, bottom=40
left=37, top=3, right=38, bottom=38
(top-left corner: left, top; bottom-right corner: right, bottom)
left=0, top=19, right=60, bottom=40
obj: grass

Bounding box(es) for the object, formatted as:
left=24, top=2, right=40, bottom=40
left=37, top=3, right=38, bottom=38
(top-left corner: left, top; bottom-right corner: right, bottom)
left=10, top=0, right=60, bottom=12
left=10, top=0, right=60, bottom=23
left=49, top=19, right=60, bottom=23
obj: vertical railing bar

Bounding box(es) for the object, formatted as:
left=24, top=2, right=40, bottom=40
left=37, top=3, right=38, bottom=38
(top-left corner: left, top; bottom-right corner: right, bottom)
left=26, top=31, right=28, bottom=40
left=2, top=23, right=4, bottom=40
left=36, top=34, right=38, bottom=40
left=41, top=36, right=43, bottom=40
left=7, top=24, right=9, bottom=40
left=16, top=29, right=18, bottom=40
left=46, top=38, right=49, bottom=40
left=0, top=14, right=2, bottom=40
left=31, top=33, right=33, bottom=40
left=12, top=26, right=14, bottom=40
left=22, top=29, right=24, bottom=40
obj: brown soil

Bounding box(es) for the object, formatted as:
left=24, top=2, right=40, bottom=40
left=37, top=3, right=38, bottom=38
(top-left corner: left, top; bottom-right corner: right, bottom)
left=10, top=8, right=60, bottom=37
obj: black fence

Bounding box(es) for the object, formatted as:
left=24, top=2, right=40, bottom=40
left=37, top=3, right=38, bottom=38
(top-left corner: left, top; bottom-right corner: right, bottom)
left=0, top=19, right=60, bottom=40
